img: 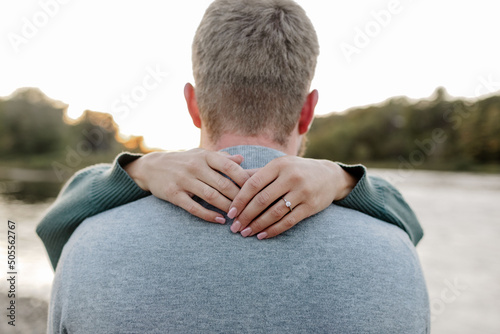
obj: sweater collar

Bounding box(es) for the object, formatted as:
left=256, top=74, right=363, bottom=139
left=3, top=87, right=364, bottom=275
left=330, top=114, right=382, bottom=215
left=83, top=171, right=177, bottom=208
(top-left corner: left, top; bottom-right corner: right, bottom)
left=220, top=145, right=287, bottom=170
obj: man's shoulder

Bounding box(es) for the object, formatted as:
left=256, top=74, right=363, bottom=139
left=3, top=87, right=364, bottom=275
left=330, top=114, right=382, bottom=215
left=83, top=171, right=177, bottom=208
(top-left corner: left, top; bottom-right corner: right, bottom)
left=303, top=203, right=414, bottom=245
left=67, top=195, right=185, bottom=246
left=55, top=197, right=428, bottom=334
left=83, top=195, right=186, bottom=227
left=72, top=196, right=414, bottom=253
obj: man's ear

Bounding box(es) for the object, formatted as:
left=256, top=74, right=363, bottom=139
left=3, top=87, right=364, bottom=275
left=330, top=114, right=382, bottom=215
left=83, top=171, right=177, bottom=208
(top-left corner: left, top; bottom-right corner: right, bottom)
left=184, top=83, right=202, bottom=129
left=298, top=89, right=318, bottom=135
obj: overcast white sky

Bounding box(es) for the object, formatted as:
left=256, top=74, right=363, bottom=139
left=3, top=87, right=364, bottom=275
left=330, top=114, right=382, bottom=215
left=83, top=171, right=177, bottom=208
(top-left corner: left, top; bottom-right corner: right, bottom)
left=1, top=0, right=499, bottom=150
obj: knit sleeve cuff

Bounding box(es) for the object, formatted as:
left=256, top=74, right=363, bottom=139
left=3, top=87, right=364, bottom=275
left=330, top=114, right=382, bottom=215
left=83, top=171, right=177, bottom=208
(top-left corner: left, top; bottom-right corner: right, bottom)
left=334, top=163, right=386, bottom=216
left=90, top=152, right=151, bottom=210
left=334, top=163, right=423, bottom=245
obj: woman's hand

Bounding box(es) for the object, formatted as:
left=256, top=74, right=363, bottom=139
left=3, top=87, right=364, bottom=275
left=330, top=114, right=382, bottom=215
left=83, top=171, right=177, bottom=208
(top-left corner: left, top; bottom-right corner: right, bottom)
left=226, top=156, right=358, bottom=239
left=125, top=149, right=250, bottom=224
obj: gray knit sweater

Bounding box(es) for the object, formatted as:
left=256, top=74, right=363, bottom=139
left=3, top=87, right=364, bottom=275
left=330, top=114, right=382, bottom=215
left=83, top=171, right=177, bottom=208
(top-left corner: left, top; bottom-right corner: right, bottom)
left=48, top=146, right=430, bottom=333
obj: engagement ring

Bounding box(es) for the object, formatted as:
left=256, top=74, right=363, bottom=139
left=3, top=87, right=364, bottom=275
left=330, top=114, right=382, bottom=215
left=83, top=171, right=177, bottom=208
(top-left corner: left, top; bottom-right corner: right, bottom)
left=283, top=198, right=292, bottom=212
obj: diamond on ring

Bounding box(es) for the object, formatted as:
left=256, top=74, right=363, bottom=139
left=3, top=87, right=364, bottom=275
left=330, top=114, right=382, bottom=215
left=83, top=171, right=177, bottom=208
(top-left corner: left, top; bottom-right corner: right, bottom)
left=283, top=198, right=292, bottom=211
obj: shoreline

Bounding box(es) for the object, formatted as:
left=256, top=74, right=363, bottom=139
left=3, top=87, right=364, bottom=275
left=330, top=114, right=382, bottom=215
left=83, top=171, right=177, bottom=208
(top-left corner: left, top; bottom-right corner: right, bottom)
left=0, top=296, right=48, bottom=334
left=0, top=167, right=62, bottom=183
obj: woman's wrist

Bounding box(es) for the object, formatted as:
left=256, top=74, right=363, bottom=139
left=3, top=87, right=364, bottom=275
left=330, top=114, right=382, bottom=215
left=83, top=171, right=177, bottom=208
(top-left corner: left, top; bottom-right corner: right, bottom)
left=123, top=155, right=150, bottom=192
left=324, top=160, right=358, bottom=201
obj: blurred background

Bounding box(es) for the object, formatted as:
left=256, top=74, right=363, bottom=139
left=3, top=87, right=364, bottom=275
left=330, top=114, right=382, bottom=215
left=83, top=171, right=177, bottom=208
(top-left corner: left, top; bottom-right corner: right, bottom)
left=1, top=0, right=499, bottom=333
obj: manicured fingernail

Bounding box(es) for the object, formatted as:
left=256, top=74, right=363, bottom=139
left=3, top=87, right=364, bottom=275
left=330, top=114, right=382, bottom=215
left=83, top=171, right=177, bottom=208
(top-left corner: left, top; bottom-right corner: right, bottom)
left=257, top=232, right=268, bottom=240
left=230, top=220, right=241, bottom=233
left=240, top=227, right=252, bottom=237
left=227, top=207, right=237, bottom=219
left=215, top=217, right=226, bottom=224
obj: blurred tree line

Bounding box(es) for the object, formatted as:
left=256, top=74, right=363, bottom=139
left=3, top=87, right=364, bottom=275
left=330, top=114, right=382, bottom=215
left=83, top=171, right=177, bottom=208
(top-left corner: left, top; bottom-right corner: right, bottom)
left=306, top=87, right=500, bottom=172
left=1, top=87, right=499, bottom=175
left=0, top=88, right=146, bottom=174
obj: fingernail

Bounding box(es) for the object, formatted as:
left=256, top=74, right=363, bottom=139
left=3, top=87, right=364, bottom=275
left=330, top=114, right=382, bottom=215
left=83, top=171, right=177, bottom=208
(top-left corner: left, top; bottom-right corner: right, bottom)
left=215, top=217, right=226, bottom=224
left=230, top=221, right=241, bottom=233
left=227, top=207, right=237, bottom=219
left=257, top=232, right=268, bottom=240
left=240, top=227, right=252, bottom=237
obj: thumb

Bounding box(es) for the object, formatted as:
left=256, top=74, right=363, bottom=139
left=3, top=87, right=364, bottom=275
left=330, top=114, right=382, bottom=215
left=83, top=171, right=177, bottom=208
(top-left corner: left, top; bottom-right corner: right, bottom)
left=227, top=154, right=244, bottom=165
left=245, top=168, right=260, bottom=177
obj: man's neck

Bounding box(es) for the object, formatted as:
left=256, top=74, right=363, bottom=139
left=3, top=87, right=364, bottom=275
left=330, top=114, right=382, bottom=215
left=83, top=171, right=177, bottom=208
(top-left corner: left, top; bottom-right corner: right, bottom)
left=200, top=131, right=300, bottom=156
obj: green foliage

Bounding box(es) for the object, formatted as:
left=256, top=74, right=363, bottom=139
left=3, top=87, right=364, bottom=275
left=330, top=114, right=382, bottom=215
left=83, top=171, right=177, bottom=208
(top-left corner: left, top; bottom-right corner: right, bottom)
left=306, top=88, right=500, bottom=171
left=0, top=88, right=146, bottom=172
left=0, top=89, right=67, bottom=154
left=1, top=87, right=498, bottom=174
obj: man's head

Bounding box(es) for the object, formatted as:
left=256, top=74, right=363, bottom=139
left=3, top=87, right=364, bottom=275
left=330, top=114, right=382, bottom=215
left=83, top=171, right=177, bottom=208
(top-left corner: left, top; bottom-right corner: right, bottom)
left=185, top=0, right=320, bottom=154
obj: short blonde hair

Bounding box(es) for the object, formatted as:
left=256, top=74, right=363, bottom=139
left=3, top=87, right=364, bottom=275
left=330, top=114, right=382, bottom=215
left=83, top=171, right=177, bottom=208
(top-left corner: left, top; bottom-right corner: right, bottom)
left=192, top=0, right=319, bottom=145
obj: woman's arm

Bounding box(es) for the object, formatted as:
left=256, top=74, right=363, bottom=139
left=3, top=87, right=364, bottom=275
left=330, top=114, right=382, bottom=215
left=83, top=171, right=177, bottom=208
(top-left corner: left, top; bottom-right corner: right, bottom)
left=227, top=157, right=423, bottom=245
left=335, top=163, right=423, bottom=245
left=36, top=153, right=150, bottom=270
left=37, top=151, right=422, bottom=271
left=37, top=150, right=249, bottom=270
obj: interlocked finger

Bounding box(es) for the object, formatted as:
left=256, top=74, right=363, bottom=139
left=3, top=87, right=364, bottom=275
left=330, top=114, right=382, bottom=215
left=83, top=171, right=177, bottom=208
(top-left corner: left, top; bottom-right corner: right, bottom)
left=256, top=203, right=309, bottom=239
left=187, top=180, right=233, bottom=213
left=172, top=192, right=226, bottom=224
left=206, top=152, right=249, bottom=188
left=239, top=193, right=300, bottom=237
left=200, top=169, right=241, bottom=201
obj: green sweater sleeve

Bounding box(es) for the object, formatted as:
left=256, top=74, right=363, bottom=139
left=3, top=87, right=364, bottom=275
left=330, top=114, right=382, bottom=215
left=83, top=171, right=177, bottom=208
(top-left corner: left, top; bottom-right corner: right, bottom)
left=37, top=154, right=423, bottom=271
left=36, top=152, right=150, bottom=270
left=335, top=163, right=423, bottom=246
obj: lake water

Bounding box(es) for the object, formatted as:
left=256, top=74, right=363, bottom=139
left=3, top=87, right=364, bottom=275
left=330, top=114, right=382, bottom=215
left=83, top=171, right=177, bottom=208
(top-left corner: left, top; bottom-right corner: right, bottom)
left=1, top=169, right=499, bottom=334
